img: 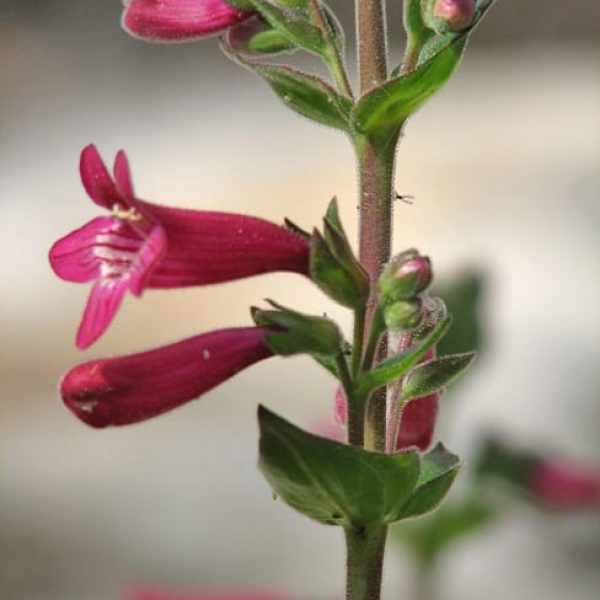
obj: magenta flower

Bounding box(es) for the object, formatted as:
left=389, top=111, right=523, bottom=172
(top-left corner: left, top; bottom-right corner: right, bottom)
left=529, top=459, right=600, bottom=511
left=122, top=0, right=253, bottom=42
left=333, top=389, right=439, bottom=452
left=61, top=326, right=273, bottom=428
left=49, top=145, right=309, bottom=349
left=395, top=393, right=438, bottom=451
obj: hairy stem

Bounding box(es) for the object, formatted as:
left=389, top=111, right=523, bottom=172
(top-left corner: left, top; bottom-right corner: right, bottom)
left=344, top=3, right=396, bottom=600
left=356, top=0, right=388, bottom=92
left=345, top=524, right=388, bottom=600
left=356, top=133, right=398, bottom=453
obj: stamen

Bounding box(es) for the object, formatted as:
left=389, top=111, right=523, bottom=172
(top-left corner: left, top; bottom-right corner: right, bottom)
left=111, top=204, right=143, bottom=222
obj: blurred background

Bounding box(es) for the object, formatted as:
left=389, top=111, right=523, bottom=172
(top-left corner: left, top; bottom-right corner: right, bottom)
left=1, top=1, right=599, bottom=599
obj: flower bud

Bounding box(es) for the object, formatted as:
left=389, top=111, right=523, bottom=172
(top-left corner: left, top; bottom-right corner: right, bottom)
left=426, top=0, right=476, bottom=32
left=379, top=249, right=432, bottom=303
left=383, top=298, right=423, bottom=331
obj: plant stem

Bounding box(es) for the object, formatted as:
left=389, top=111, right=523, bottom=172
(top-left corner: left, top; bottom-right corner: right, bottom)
left=356, top=132, right=398, bottom=453
left=356, top=0, right=388, bottom=92
left=344, top=3, right=397, bottom=600
left=345, top=524, right=388, bottom=600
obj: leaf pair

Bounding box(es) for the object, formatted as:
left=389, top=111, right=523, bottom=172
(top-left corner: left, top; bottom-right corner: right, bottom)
left=353, top=0, right=496, bottom=142
left=259, top=406, right=461, bottom=527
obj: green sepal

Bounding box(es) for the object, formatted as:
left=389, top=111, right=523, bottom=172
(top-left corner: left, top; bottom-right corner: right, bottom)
left=258, top=406, right=421, bottom=526
left=393, top=443, right=461, bottom=521
left=392, top=496, right=494, bottom=566
left=352, top=37, right=466, bottom=140
left=248, top=0, right=325, bottom=55
left=247, top=29, right=296, bottom=54
left=401, top=352, right=476, bottom=402
left=311, top=231, right=364, bottom=308
left=251, top=300, right=343, bottom=357
left=319, top=2, right=345, bottom=53
left=283, top=217, right=311, bottom=240
left=232, top=57, right=352, bottom=131
left=357, top=316, right=452, bottom=396
left=310, top=199, right=370, bottom=308
left=271, top=0, right=309, bottom=8
left=403, top=0, right=434, bottom=56
left=225, top=0, right=255, bottom=9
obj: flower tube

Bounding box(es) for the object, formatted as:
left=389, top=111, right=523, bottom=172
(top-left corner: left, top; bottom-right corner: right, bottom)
left=61, top=326, right=273, bottom=428
left=49, top=145, right=309, bottom=348
left=122, top=0, right=253, bottom=42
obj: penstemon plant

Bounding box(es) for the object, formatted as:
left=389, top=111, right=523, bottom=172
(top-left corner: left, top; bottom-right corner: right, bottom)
left=49, top=1, right=496, bottom=599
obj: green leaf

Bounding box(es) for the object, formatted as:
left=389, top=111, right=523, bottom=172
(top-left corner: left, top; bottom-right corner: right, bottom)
left=353, top=0, right=495, bottom=140
left=352, top=37, right=466, bottom=138
left=240, top=61, right=352, bottom=131
left=357, top=316, right=452, bottom=396
left=249, top=0, right=325, bottom=54
left=394, top=444, right=461, bottom=521
left=258, top=406, right=420, bottom=526
left=392, top=496, right=495, bottom=565
left=252, top=300, right=343, bottom=357
left=401, top=352, right=476, bottom=402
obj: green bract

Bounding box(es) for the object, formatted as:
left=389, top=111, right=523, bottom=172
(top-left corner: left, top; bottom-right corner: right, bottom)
left=259, top=407, right=460, bottom=526
left=248, top=0, right=325, bottom=54
left=352, top=38, right=466, bottom=139
left=357, top=316, right=452, bottom=396
left=401, top=352, right=476, bottom=402
left=310, top=198, right=370, bottom=308
left=226, top=52, right=352, bottom=131
left=252, top=300, right=343, bottom=357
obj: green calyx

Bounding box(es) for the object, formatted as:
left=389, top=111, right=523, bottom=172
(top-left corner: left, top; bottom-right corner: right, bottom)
left=310, top=198, right=370, bottom=309
left=252, top=300, right=343, bottom=358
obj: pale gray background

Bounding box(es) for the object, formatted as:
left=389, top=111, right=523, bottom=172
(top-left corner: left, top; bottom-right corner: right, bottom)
left=1, top=2, right=599, bottom=600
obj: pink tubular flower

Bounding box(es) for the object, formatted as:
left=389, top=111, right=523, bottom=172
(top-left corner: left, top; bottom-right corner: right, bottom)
left=49, top=145, right=309, bottom=349
left=332, top=387, right=439, bottom=451
left=395, top=394, right=438, bottom=451
left=122, top=0, right=253, bottom=42
left=61, top=326, right=273, bottom=428
left=529, top=459, right=600, bottom=511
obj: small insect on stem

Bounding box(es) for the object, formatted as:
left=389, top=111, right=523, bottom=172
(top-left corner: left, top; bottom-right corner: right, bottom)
left=395, top=193, right=415, bottom=205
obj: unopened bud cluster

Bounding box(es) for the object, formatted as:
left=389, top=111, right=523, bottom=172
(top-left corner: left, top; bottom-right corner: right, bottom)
left=378, top=249, right=432, bottom=330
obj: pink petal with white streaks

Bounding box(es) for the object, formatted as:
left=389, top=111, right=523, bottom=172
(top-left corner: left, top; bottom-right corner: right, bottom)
left=76, top=277, right=130, bottom=349
left=49, top=216, right=117, bottom=283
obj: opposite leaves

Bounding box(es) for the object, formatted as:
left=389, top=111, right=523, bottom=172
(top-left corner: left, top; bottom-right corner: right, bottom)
left=258, top=406, right=460, bottom=527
